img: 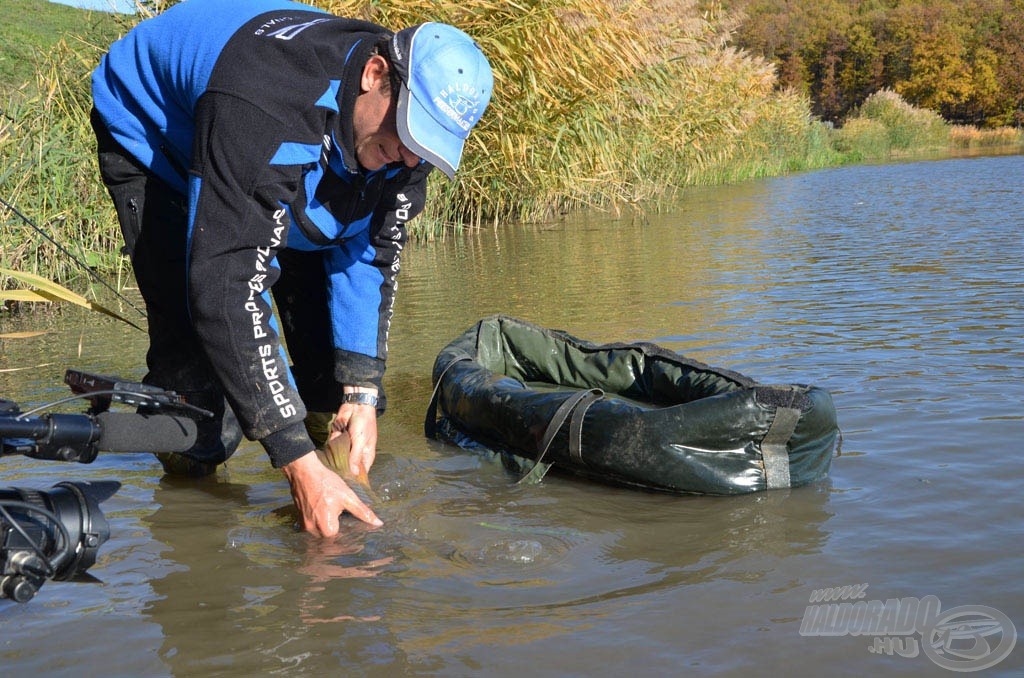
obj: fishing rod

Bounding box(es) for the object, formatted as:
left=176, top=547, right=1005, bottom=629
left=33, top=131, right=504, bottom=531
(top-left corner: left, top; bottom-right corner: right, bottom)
left=0, top=195, right=146, bottom=318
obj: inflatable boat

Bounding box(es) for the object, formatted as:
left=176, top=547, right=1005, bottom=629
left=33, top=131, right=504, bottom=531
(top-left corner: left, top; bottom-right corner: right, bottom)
left=425, top=316, right=839, bottom=495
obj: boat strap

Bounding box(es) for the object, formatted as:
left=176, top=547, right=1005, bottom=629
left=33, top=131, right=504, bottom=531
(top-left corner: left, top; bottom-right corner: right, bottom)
left=569, top=389, right=604, bottom=464
left=518, top=388, right=604, bottom=485
left=762, top=406, right=801, bottom=490
left=423, top=355, right=473, bottom=439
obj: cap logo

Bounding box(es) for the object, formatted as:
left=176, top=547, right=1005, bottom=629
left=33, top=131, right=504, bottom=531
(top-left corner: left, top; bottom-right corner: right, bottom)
left=435, top=83, right=483, bottom=132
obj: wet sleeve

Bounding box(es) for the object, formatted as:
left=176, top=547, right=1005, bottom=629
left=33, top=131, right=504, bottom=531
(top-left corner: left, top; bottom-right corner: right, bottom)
left=187, top=92, right=318, bottom=467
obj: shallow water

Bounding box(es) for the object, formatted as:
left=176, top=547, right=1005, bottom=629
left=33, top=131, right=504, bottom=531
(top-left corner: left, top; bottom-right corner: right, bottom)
left=1, top=154, right=1021, bottom=676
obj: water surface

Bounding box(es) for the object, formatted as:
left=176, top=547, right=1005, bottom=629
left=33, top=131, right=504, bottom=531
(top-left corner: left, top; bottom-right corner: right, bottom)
left=1, top=154, right=1021, bottom=676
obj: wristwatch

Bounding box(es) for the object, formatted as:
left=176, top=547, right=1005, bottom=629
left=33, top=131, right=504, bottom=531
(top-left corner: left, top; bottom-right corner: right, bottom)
left=341, top=392, right=379, bottom=408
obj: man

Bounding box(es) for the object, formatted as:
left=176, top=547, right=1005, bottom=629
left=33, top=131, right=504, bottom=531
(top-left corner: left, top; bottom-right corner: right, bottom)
left=90, top=0, right=493, bottom=537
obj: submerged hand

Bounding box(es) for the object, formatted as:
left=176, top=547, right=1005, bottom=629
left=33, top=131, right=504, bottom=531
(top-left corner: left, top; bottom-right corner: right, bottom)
left=282, top=451, right=383, bottom=537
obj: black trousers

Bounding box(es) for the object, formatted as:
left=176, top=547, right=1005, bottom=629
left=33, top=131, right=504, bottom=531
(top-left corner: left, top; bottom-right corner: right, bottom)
left=91, top=109, right=241, bottom=464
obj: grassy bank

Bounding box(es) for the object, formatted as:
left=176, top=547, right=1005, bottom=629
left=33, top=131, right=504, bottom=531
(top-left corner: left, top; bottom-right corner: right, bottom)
left=1, top=0, right=131, bottom=290
left=0, top=0, right=127, bottom=94
left=2, top=0, right=1022, bottom=298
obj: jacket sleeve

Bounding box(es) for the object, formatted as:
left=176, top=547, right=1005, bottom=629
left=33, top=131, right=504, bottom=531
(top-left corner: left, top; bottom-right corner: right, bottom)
left=187, top=92, right=318, bottom=468
left=326, top=164, right=430, bottom=404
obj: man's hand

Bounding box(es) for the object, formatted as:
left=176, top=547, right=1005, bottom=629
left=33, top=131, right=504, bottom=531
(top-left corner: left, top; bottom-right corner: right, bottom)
left=282, top=451, right=383, bottom=537
left=334, top=388, right=379, bottom=479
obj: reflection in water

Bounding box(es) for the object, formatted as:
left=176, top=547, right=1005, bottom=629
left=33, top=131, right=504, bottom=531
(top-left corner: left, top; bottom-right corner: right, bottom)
left=131, top=443, right=836, bottom=671
left=295, top=535, right=392, bottom=625
left=603, top=484, right=834, bottom=582
left=348, top=460, right=835, bottom=666
left=142, top=474, right=405, bottom=672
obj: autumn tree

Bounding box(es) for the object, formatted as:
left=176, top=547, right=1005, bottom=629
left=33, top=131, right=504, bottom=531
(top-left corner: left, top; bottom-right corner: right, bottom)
left=719, top=0, right=1024, bottom=126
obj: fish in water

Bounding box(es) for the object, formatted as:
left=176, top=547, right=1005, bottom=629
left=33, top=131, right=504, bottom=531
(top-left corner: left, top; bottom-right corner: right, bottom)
left=315, top=428, right=380, bottom=505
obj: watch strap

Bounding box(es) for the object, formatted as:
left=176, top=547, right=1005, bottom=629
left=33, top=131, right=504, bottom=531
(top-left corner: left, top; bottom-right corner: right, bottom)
left=341, top=392, right=379, bottom=408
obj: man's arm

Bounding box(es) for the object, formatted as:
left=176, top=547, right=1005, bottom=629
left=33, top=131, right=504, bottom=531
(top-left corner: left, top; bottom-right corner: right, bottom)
left=186, top=94, right=380, bottom=536
left=187, top=93, right=313, bottom=467
left=326, top=164, right=430, bottom=394
left=323, top=165, right=429, bottom=479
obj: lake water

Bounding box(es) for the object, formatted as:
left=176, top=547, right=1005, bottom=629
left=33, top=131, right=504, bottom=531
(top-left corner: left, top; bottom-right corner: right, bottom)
left=1, top=154, right=1021, bottom=676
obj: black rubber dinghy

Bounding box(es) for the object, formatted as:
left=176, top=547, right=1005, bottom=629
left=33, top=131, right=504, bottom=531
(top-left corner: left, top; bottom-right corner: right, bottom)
left=426, top=315, right=839, bottom=495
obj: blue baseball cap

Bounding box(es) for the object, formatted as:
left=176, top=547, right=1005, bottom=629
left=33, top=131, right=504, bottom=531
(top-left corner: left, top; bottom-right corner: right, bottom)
left=388, top=23, right=493, bottom=179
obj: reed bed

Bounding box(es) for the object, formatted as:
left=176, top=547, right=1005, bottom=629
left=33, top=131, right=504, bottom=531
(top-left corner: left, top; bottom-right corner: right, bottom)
left=326, top=0, right=833, bottom=227
left=1, top=33, right=130, bottom=294
left=2, top=0, right=1020, bottom=293
left=948, top=124, right=1023, bottom=149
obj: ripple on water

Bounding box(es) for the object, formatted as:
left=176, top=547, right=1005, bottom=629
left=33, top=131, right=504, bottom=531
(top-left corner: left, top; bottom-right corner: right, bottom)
left=447, top=531, right=575, bottom=573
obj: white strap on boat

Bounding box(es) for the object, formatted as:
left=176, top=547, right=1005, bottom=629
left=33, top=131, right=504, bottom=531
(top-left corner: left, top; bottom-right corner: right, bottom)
left=762, top=406, right=800, bottom=490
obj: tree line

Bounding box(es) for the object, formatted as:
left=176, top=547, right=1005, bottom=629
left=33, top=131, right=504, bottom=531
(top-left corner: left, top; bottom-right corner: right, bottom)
left=718, top=0, right=1024, bottom=127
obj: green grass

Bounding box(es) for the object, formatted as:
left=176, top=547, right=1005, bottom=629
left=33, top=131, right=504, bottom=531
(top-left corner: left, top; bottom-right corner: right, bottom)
left=1, top=1, right=128, bottom=293
left=0, top=0, right=127, bottom=98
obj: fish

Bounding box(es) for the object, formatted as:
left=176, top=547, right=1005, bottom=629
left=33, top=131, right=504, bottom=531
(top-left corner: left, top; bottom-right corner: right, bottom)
left=314, top=427, right=380, bottom=505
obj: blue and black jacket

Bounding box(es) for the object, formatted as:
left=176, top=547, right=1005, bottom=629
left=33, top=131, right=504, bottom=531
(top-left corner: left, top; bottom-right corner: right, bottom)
left=92, top=0, right=430, bottom=466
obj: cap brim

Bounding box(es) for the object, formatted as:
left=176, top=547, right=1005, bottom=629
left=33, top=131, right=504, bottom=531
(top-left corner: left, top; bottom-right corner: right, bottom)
left=396, top=85, right=462, bottom=180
